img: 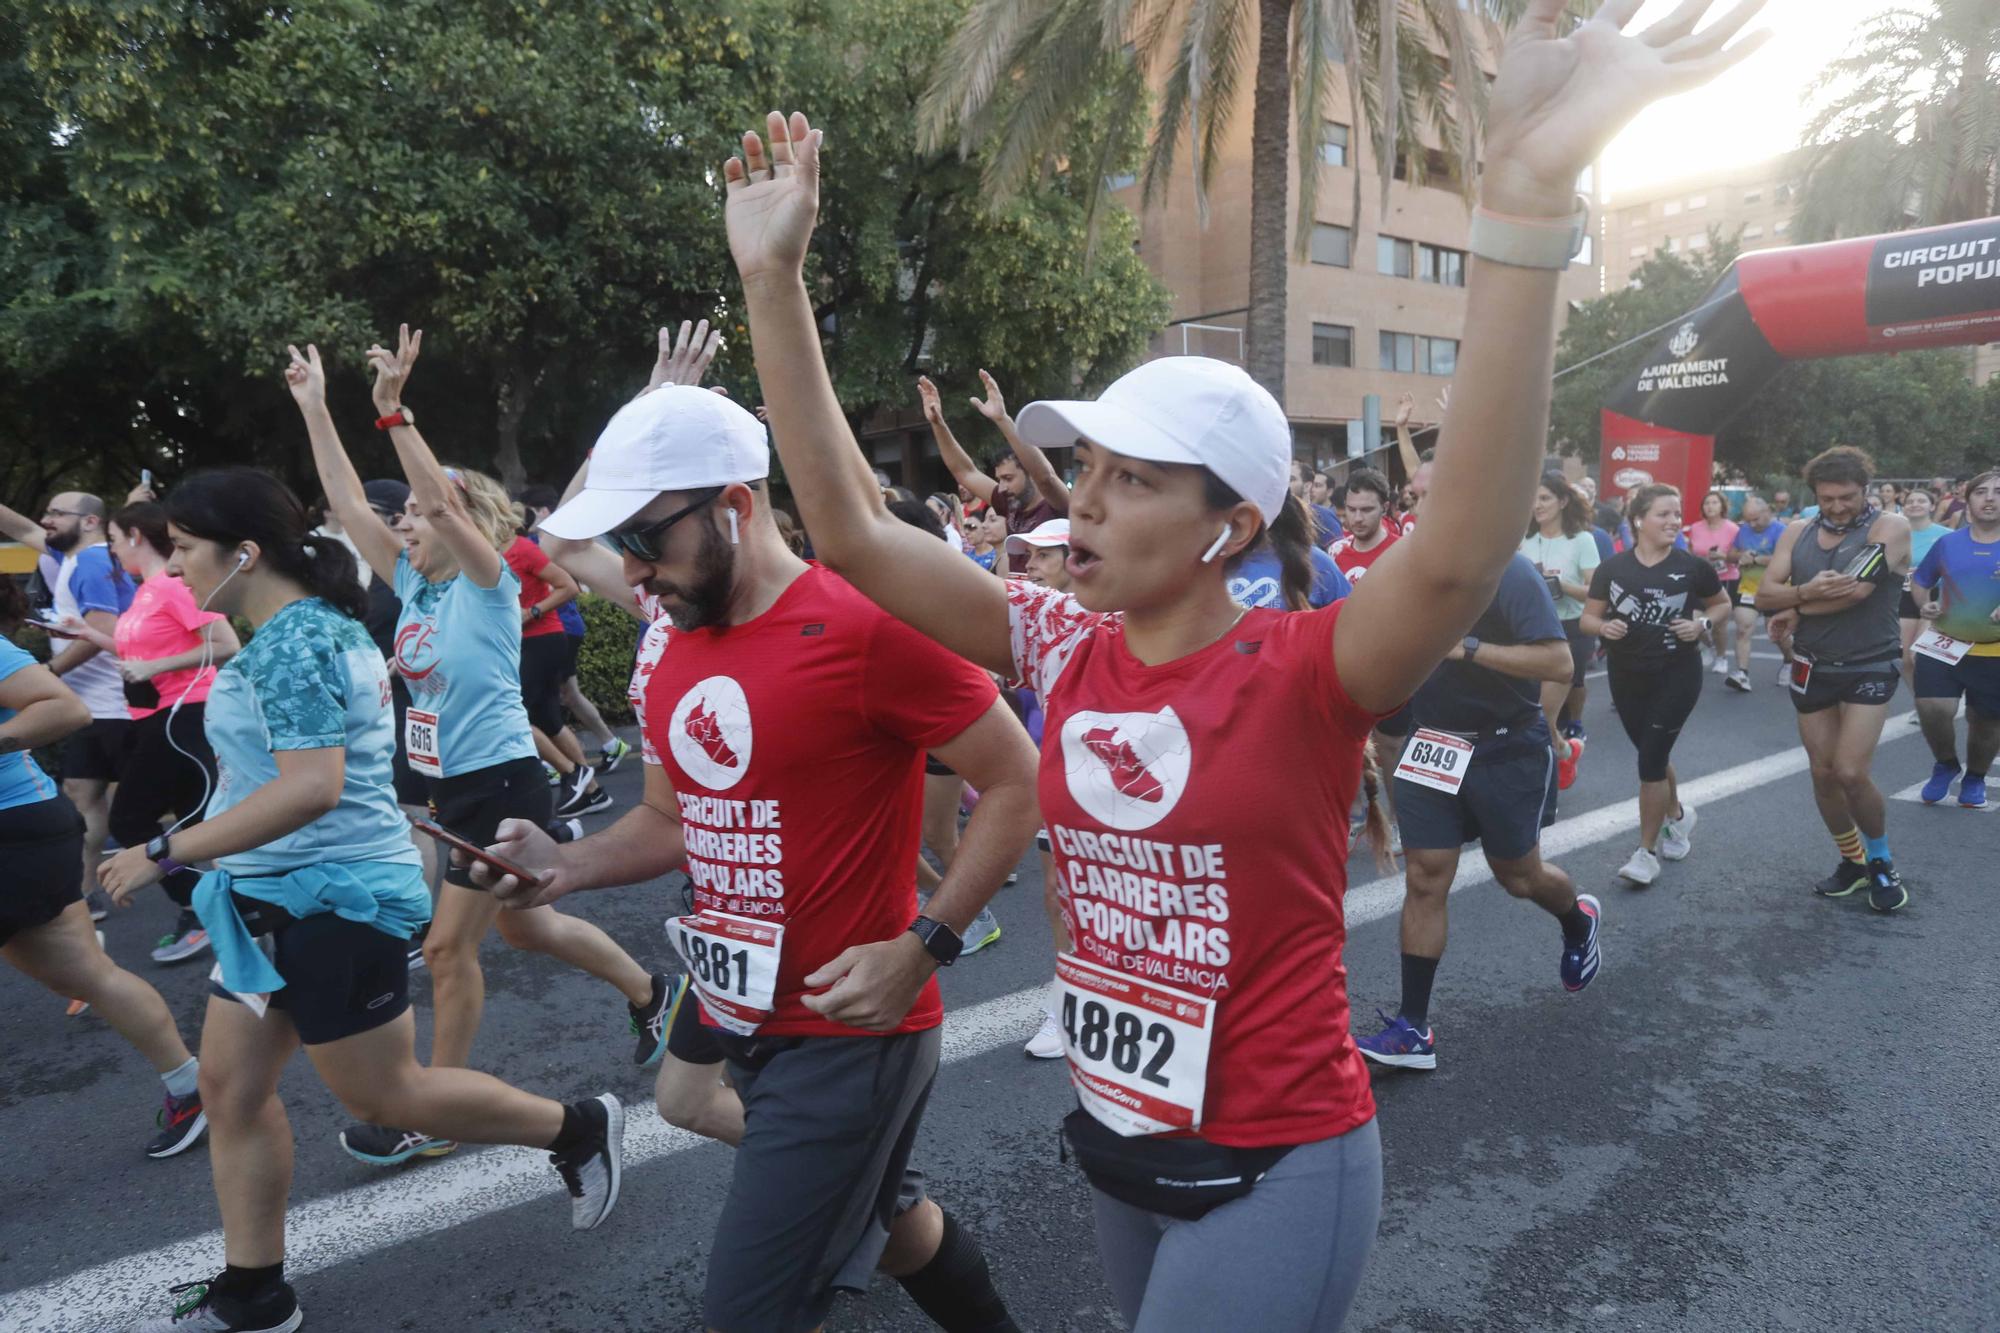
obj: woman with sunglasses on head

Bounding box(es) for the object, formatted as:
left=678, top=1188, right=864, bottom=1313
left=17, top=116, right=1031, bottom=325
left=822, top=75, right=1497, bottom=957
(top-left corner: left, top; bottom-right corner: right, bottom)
left=286, top=331, right=669, bottom=1173
left=95, top=469, right=623, bottom=1333
left=719, top=3, right=1765, bottom=1324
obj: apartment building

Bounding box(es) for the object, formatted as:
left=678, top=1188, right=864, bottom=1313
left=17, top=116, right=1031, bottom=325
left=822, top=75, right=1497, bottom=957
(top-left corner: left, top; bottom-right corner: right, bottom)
left=1600, top=150, right=1807, bottom=291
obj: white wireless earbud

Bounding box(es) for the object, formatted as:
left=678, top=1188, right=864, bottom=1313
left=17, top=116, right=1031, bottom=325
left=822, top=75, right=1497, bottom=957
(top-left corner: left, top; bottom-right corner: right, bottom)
left=1199, top=524, right=1231, bottom=565
left=727, top=509, right=740, bottom=545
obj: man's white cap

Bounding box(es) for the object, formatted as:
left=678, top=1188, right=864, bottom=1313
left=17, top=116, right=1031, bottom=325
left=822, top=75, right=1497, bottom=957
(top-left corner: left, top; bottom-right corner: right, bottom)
left=541, top=386, right=769, bottom=540
left=1003, top=518, right=1071, bottom=555
left=1013, top=357, right=1291, bottom=525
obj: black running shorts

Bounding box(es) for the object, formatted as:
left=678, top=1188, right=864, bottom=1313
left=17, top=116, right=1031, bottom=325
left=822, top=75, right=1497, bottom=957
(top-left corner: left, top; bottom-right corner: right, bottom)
left=1914, top=651, right=2000, bottom=717
left=428, top=756, right=554, bottom=889
left=703, top=1027, right=939, bottom=1331
left=1787, top=663, right=1901, bottom=715
left=60, top=716, right=131, bottom=783
left=0, top=795, right=85, bottom=947
left=209, top=909, right=413, bottom=1045
left=519, top=632, right=570, bottom=736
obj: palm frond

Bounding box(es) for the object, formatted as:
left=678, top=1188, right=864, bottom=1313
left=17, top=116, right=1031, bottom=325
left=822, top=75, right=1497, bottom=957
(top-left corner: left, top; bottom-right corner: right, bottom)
left=918, top=0, right=1058, bottom=156
left=1290, top=0, right=1345, bottom=262
left=1374, top=0, right=1400, bottom=215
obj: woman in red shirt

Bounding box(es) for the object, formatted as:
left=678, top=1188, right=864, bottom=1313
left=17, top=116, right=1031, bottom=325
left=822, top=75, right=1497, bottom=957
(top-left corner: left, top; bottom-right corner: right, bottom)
left=720, top=3, right=1764, bottom=1324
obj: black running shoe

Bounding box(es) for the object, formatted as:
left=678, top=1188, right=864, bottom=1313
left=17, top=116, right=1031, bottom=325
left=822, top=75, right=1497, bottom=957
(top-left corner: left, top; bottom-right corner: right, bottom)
left=146, top=1089, right=209, bottom=1159
left=1812, top=860, right=1868, bottom=899
left=136, top=1274, right=301, bottom=1331
left=551, top=1093, right=624, bottom=1230
left=630, top=973, right=674, bottom=1067
left=1866, top=859, right=1908, bottom=913
left=559, top=784, right=613, bottom=818
left=339, top=1122, right=457, bottom=1166
left=405, top=920, right=430, bottom=972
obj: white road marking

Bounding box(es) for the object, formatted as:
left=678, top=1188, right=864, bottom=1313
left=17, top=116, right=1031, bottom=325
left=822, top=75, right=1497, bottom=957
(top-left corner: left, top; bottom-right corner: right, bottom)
left=0, top=713, right=1927, bottom=1331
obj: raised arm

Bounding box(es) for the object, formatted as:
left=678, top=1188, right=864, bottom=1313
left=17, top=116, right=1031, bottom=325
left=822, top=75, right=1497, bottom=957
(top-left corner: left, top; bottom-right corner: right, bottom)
left=918, top=376, right=998, bottom=505
left=1392, top=394, right=1425, bottom=486
left=0, top=499, right=49, bottom=555
left=285, top=343, right=403, bottom=585
left=368, top=324, right=503, bottom=589
left=726, top=114, right=1015, bottom=677
left=972, top=371, right=1070, bottom=514
left=1332, top=0, right=1767, bottom=714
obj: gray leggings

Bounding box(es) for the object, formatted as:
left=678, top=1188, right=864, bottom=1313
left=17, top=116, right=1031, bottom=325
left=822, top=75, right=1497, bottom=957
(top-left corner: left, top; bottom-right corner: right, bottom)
left=1091, top=1116, right=1382, bottom=1332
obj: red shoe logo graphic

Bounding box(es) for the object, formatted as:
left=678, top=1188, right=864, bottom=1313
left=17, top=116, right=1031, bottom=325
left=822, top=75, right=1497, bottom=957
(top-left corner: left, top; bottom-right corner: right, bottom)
left=684, top=700, right=741, bottom=768
left=1081, top=726, right=1164, bottom=803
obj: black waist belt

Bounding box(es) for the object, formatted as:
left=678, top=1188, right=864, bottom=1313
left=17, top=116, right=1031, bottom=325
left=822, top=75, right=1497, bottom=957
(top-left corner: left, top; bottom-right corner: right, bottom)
left=1795, top=647, right=1900, bottom=671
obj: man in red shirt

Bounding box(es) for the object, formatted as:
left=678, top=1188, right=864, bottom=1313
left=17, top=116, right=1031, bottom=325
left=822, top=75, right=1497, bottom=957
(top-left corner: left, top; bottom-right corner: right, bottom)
left=1329, top=468, right=1401, bottom=584
left=920, top=372, right=1068, bottom=573
left=483, top=384, right=1036, bottom=1333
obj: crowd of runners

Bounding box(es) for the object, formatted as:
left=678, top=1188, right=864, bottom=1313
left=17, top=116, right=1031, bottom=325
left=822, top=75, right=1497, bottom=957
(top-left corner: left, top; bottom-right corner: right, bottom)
left=3, top=2, right=1995, bottom=1329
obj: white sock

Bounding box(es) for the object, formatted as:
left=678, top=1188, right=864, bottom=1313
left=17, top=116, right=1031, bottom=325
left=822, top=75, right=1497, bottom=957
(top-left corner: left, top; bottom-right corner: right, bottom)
left=162, top=1056, right=199, bottom=1099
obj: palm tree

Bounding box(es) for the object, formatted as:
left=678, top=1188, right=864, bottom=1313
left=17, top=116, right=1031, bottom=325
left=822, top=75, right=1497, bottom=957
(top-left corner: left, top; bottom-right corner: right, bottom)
left=1795, top=0, right=1999, bottom=242
left=920, top=1, right=1543, bottom=405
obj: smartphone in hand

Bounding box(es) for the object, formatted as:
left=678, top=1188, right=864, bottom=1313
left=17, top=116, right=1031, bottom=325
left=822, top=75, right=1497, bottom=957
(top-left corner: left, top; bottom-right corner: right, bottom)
left=408, top=816, right=541, bottom=887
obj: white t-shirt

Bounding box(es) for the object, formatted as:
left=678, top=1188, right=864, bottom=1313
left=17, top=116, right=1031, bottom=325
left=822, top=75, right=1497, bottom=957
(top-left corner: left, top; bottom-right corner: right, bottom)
left=1519, top=530, right=1601, bottom=621
left=54, top=544, right=134, bottom=719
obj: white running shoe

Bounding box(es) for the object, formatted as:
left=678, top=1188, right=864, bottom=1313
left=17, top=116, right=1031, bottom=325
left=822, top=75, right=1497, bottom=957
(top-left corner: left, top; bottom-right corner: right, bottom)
left=1024, top=1012, right=1064, bottom=1059
left=1659, top=803, right=1697, bottom=861
left=1712, top=654, right=1731, bottom=675
left=1618, top=846, right=1661, bottom=886
left=1775, top=661, right=1792, bottom=687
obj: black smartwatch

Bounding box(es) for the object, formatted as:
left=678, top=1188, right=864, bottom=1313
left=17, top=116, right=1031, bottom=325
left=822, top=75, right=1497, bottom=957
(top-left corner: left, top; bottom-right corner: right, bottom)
left=1461, top=636, right=1482, bottom=663
left=145, top=832, right=187, bottom=877
left=907, top=915, right=964, bottom=967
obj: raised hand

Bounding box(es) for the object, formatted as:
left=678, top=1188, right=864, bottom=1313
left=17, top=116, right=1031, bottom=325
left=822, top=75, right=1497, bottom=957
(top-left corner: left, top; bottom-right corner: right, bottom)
left=1393, top=393, right=1416, bottom=429
left=365, top=323, right=423, bottom=413
left=646, top=318, right=723, bottom=394
left=970, top=370, right=1009, bottom=424
left=916, top=375, right=945, bottom=426
left=283, top=343, right=327, bottom=411
left=1483, top=0, right=1769, bottom=210
left=723, top=110, right=824, bottom=286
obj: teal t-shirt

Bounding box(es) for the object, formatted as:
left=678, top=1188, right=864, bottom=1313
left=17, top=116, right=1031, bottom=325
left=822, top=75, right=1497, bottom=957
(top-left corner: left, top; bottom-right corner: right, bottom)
left=391, top=552, right=536, bottom=776
left=0, top=639, right=62, bottom=810
left=203, top=598, right=420, bottom=874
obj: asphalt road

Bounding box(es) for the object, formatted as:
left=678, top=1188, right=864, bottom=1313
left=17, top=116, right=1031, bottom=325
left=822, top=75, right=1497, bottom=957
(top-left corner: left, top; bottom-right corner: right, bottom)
left=4, top=644, right=1997, bottom=1333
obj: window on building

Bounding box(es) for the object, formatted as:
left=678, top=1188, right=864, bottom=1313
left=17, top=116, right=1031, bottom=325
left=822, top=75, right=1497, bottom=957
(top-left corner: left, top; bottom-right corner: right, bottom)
left=1379, top=330, right=1416, bottom=373
left=1775, top=182, right=1795, bottom=203
left=1377, top=235, right=1413, bottom=278
left=1104, top=171, right=1137, bottom=191
left=1417, top=241, right=1467, bottom=287
left=1743, top=224, right=1764, bottom=239
left=1577, top=235, right=1594, bottom=266
left=1418, top=335, right=1458, bottom=376
left=1663, top=200, right=1682, bottom=216
left=1668, top=236, right=1683, bottom=252
left=1312, top=322, right=1354, bottom=367
left=1687, top=232, right=1708, bottom=251
left=1688, top=194, right=1708, bottom=209
left=1391, top=147, right=1453, bottom=182
left=1319, top=122, right=1349, bottom=167
left=1743, top=188, right=1762, bottom=204
left=1311, top=223, right=1352, bottom=266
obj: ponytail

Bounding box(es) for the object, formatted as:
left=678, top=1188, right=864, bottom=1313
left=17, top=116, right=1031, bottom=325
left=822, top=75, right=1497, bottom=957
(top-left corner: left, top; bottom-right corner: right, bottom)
left=1357, top=739, right=1395, bottom=872
left=302, top=536, right=368, bottom=620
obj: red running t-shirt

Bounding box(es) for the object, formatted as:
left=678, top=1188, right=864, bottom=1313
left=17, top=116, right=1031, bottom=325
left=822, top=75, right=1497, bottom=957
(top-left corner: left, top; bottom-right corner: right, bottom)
left=503, top=536, right=567, bottom=638
left=640, top=565, right=997, bottom=1037
left=1008, top=581, right=1379, bottom=1148
left=1328, top=530, right=1400, bottom=585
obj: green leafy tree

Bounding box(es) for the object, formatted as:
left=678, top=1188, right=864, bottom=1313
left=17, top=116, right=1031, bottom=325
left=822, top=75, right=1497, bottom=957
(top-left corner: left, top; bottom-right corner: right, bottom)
left=919, top=1, right=1560, bottom=405
left=1795, top=0, right=2000, bottom=241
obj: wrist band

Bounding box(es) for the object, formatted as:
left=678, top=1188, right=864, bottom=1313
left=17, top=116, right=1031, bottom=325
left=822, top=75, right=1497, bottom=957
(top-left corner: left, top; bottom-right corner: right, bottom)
left=1467, top=194, right=1589, bottom=270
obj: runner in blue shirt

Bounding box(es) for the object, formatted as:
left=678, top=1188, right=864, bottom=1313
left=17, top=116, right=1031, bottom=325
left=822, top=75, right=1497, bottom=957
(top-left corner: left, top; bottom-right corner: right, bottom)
left=288, top=331, right=667, bottom=1171
left=0, top=625, right=207, bottom=1161
left=95, top=468, right=625, bottom=1333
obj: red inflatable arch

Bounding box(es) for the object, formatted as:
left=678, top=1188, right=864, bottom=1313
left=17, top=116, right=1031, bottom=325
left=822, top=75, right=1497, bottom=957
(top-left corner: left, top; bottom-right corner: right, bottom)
left=1599, top=215, right=2000, bottom=501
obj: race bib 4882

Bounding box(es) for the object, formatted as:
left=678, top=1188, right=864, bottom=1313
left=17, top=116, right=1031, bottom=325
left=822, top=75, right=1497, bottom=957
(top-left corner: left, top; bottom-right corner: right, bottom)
left=1056, top=953, right=1214, bottom=1138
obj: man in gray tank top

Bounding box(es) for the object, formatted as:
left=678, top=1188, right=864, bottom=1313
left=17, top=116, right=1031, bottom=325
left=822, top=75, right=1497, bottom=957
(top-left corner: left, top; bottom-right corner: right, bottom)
left=1759, top=446, right=1913, bottom=912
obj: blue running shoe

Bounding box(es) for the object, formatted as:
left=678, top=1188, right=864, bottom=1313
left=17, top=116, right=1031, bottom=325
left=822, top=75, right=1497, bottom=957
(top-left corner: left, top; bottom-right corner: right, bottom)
left=1561, top=894, right=1602, bottom=993
left=1959, top=773, right=1988, bottom=809
left=1866, top=859, right=1908, bottom=914
left=339, top=1123, right=457, bottom=1166
left=1355, top=1009, right=1436, bottom=1071
left=1921, top=761, right=1960, bottom=804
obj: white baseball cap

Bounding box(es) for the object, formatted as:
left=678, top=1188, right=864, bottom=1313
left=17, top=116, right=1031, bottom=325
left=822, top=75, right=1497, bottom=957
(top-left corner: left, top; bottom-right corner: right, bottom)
left=1013, top=357, right=1291, bottom=525
left=540, top=385, right=770, bottom=540
left=1003, top=518, right=1071, bottom=555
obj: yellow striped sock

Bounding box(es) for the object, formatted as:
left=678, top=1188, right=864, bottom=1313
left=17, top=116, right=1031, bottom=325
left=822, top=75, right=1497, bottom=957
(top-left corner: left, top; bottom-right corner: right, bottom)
left=1834, top=826, right=1866, bottom=866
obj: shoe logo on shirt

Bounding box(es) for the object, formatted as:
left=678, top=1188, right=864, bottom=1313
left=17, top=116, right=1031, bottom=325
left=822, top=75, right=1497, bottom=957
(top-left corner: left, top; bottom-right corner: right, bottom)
left=666, top=675, right=753, bottom=791
left=1061, top=708, right=1192, bottom=831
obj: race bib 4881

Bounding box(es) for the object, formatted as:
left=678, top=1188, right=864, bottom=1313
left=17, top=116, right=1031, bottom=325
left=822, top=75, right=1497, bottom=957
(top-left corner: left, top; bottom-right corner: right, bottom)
left=669, top=910, right=783, bottom=1036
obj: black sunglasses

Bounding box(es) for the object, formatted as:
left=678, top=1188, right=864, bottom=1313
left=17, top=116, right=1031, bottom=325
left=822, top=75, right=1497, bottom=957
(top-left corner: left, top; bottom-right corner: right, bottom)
left=608, top=488, right=725, bottom=561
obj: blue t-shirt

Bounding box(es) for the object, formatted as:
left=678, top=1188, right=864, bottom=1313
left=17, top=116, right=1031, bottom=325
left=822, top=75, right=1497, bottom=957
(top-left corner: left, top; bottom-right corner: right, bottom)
left=203, top=598, right=420, bottom=874
left=1912, top=526, right=2000, bottom=651
left=1230, top=547, right=1352, bottom=610
left=1409, top=554, right=1564, bottom=751
left=1735, top=519, right=1786, bottom=561
left=1310, top=504, right=1344, bottom=546
left=392, top=553, right=537, bottom=776
left=0, top=639, right=62, bottom=810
